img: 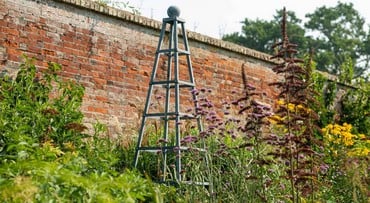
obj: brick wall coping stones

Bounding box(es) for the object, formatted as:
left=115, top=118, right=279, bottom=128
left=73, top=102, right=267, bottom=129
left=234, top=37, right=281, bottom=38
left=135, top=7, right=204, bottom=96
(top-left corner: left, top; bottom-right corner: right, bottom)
left=55, top=0, right=276, bottom=64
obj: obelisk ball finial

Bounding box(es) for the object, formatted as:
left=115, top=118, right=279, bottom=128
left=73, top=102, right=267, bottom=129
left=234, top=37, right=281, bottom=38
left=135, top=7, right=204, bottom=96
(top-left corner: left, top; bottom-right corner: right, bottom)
left=167, top=6, right=180, bottom=17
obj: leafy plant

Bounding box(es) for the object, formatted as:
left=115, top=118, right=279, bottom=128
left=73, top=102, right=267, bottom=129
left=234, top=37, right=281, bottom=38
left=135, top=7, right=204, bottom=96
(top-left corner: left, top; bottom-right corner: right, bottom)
left=340, top=79, right=370, bottom=136
left=0, top=57, right=176, bottom=202
left=320, top=122, right=369, bottom=202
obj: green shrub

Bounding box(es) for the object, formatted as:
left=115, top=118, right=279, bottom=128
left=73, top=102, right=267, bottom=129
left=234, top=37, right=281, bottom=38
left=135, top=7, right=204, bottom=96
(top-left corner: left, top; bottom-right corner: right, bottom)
left=0, top=57, right=175, bottom=202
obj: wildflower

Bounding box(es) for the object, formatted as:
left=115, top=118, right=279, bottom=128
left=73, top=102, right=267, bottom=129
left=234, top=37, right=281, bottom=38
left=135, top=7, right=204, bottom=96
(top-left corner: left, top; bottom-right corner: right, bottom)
left=246, top=83, right=256, bottom=90
left=191, top=89, right=199, bottom=95
left=207, top=101, right=214, bottom=108
left=347, top=146, right=370, bottom=157
left=155, top=95, right=163, bottom=99
left=358, top=134, right=366, bottom=139
left=180, top=135, right=198, bottom=144
left=173, top=146, right=180, bottom=152
left=186, top=108, right=193, bottom=113
left=319, top=164, right=329, bottom=174
left=63, top=142, right=75, bottom=151
left=277, top=99, right=285, bottom=105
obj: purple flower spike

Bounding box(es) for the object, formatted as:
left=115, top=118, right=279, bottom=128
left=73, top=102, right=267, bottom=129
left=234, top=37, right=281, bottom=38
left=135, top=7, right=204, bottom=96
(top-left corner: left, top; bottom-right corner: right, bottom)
left=155, top=95, right=163, bottom=100
left=191, top=89, right=198, bottom=94
left=195, top=107, right=202, bottom=111
left=252, top=113, right=264, bottom=118
left=319, top=164, right=329, bottom=174
left=173, top=146, right=180, bottom=152
left=181, top=135, right=198, bottom=145
left=246, top=83, right=256, bottom=90
left=264, top=112, right=272, bottom=116
left=200, top=131, right=207, bottom=138
left=201, top=103, right=208, bottom=107
left=208, top=125, right=216, bottom=130
left=207, top=102, right=214, bottom=108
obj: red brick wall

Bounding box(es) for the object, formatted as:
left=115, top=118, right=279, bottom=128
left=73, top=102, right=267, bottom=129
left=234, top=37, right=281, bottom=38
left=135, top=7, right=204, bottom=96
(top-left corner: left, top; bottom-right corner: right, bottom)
left=0, top=0, right=280, bottom=136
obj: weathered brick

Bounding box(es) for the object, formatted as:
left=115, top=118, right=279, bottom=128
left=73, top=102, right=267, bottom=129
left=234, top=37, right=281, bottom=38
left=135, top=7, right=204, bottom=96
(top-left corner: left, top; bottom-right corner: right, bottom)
left=1, top=0, right=281, bottom=137
left=87, top=105, right=108, bottom=114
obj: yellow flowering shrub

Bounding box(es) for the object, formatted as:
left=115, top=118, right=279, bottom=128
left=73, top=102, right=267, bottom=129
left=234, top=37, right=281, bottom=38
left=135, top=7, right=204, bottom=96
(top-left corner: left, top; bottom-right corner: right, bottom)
left=322, top=123, right=370, bottom=157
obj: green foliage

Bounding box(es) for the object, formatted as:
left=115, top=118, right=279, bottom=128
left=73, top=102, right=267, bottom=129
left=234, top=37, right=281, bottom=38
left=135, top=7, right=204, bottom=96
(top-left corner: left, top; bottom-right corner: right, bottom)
left=0, top=57, right=85, bottom=161
left=305, top=2, right=368, bottom=76
left=224, top=2, right=370, bottom=76
left=310, top=68, right=337, bottom=127
left=0, top=57, right=175, bottom=202
left=223, top=9, right=308, bottom=55
left=340, top=79, right=370, bottom=136
left=308, top=51, right=370, bottom=202
left=0, top=161, right=164, bottom=203
left=339, top=55, right=354, bottom=84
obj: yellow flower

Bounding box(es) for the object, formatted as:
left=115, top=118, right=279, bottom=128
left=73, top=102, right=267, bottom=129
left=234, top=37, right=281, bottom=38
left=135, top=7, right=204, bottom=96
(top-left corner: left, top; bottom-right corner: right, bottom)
left=358, top=134, right=366, bottom=139
left=63, top=142, right=75, bottom=151
left=277, top=99, right=285, bottom=105
left=323, top=122, right=370, bottom=157
left=288, top=103, right=295, bottom=111
left=348, top=147, right=370, bottom=157
left=322, top=123, right=356, bottom=146
left=43, top=141, right=64, bottom=156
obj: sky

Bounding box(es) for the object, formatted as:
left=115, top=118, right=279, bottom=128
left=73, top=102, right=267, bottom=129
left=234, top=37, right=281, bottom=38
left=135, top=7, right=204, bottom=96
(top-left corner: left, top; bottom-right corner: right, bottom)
left=116, top=0, right=370, bottom=39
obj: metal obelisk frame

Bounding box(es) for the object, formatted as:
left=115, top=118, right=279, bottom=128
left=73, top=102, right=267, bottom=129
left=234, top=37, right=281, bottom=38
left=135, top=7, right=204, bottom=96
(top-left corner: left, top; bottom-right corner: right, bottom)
left=133, top=6, right=210, bottom=186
